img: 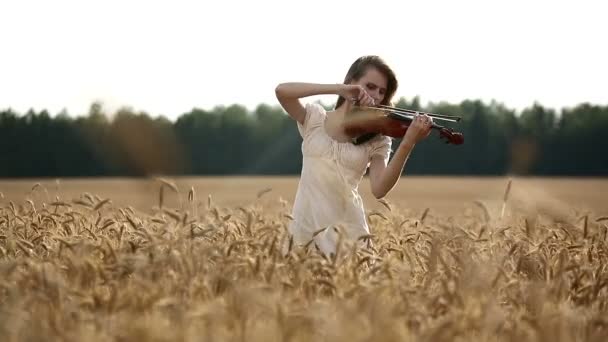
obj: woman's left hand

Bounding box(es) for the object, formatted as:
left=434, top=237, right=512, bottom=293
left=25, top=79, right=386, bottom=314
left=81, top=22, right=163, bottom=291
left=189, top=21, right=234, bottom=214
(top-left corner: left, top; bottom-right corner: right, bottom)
left=403, top=113, right=433, bottom=144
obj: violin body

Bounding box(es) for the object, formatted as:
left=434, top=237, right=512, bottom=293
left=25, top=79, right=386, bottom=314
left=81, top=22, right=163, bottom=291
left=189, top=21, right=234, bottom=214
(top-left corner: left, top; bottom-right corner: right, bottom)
left=343, top=106, right=464, bottom=145
left=343, top=108, right=411, bottom=138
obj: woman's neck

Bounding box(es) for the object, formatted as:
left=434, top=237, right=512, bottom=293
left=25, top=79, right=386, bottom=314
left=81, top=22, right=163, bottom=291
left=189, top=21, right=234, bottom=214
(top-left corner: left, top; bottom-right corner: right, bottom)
left=324, top=105, right=351, bottom=143
left=330, top=103, right=349, bottom=119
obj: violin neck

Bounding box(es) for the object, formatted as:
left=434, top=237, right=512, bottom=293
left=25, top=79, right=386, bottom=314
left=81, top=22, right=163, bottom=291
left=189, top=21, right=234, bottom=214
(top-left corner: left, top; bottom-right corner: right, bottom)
left=387, top=112, right=442, bottom=129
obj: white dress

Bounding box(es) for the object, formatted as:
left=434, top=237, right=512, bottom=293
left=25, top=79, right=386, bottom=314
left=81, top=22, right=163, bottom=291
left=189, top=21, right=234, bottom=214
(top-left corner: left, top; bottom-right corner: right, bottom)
left=286, top=103, right=393, bottom=256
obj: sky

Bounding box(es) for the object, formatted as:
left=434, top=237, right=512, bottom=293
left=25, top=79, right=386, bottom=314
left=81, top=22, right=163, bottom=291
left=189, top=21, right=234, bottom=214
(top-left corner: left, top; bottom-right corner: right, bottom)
left=1, top=0, right=606, bottom=120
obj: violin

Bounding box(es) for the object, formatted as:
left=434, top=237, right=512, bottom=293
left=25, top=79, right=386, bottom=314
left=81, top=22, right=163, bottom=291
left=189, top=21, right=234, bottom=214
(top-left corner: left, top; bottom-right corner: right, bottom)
left=343, top=104, right=465, bottom=145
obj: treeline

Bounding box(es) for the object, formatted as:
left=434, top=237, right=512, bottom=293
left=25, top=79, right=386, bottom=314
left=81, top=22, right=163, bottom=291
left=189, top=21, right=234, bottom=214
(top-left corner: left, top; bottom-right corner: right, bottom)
left=0, top=97, right=607, bottom=177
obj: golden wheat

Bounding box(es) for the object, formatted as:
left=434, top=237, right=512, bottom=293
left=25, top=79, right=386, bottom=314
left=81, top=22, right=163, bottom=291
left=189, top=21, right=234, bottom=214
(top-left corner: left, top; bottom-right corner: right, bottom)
left=0, top=179, right=607, bottom=342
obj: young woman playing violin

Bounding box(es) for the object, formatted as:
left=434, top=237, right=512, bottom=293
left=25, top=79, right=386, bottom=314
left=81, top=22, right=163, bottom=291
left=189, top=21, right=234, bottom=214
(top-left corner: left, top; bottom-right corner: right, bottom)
left=275, top=55, right=434, bottom=257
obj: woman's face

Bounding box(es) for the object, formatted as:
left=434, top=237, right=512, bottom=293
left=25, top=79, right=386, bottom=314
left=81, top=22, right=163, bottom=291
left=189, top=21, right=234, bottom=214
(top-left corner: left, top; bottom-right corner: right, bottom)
left=353, top=67, right=388, bottom=105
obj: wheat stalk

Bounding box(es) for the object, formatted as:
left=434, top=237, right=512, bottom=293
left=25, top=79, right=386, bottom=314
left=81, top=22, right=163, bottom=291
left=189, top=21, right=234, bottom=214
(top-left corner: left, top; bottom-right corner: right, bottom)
left=501, top=178, right=512, bottom=218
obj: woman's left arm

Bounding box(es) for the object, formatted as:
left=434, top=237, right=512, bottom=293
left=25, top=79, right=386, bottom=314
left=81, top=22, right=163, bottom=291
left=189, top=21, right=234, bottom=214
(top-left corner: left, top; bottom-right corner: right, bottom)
left=368, top=137, right=416, bottom=199
left=368, top=114, right=432, bottom=199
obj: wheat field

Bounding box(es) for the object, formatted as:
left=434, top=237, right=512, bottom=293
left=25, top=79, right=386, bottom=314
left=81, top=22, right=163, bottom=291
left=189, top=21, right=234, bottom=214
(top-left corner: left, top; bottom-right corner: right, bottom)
left=0, top=176, right=607, bottom=341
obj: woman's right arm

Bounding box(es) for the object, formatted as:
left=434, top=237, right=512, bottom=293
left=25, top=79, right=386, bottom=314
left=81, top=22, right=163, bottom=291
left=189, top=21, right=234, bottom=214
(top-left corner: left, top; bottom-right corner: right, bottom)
left=274, top=83, right=344, bottom=125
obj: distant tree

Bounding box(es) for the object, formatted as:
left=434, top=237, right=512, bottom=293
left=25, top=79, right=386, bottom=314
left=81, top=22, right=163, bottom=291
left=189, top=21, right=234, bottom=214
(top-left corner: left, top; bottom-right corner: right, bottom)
left=0, top=97, right=606, bottom=177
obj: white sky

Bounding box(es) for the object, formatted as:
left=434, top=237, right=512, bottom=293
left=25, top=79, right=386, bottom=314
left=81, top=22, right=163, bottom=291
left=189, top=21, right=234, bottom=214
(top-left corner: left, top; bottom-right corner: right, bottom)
left=1, top=0, right=606, bottom=120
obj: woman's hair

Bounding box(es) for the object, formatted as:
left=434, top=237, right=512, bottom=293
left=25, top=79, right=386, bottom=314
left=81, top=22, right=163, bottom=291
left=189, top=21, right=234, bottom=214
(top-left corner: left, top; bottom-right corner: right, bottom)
left=335, top=55, right=398, bottom=110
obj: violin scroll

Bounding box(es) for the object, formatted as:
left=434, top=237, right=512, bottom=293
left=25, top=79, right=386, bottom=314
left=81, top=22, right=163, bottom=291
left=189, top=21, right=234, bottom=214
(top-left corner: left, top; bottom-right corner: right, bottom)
left=438, top=127, right=464, bottom=145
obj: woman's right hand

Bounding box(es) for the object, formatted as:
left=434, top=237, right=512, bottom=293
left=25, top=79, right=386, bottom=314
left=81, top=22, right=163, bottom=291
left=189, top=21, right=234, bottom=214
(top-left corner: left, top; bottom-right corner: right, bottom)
left=338, top=84, right=376, bottom=107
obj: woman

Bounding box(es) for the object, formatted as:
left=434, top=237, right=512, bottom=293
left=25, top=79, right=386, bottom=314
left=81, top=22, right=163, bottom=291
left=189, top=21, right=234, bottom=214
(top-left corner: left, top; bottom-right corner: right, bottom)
left=275, top=55, right=433, bottom=257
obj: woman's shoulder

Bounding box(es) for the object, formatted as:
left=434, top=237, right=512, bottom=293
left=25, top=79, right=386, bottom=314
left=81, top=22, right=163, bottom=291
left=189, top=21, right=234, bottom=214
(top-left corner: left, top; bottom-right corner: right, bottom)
left=305, top=102, right=328, bottom=116
left=367, top=134, right=393, bottom=160
left=369, top=133, right=393, bottom=146
left=297, top=102, right=327, bottom=138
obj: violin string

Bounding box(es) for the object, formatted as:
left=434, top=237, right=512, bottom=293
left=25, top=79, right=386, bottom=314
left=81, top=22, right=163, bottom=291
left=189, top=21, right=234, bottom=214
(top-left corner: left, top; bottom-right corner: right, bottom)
left=385, top=110, right=460, bottom=123
left=374, top=104, right=461, bottom=119
left=370, top=105, right=462, bottom=121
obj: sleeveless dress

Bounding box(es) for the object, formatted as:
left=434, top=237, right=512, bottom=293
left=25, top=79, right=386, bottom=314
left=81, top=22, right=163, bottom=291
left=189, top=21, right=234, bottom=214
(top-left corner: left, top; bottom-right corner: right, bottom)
left=286, top=103, right=393, bottom=256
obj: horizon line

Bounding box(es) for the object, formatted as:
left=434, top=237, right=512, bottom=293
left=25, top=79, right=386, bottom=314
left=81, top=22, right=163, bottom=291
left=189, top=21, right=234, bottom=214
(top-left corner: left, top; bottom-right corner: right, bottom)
left=1, top=95, right=607, bottom=121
